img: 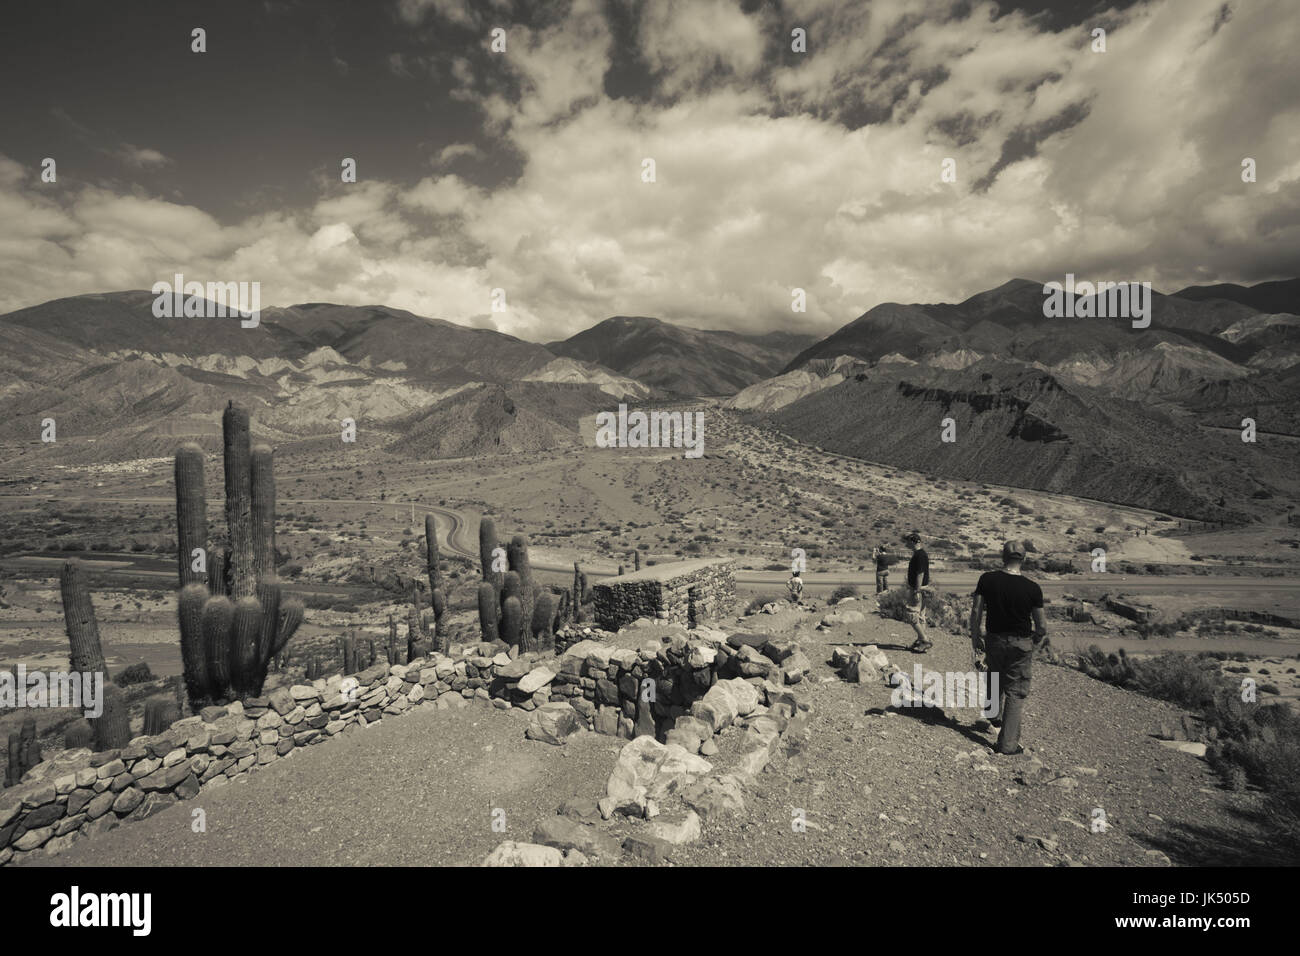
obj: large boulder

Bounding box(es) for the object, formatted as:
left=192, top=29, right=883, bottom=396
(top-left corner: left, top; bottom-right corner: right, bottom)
left=481, top=841, right=587, bottom=866
left=605, top=737, right=712, bottom=817
left=690, top=678, right=760, bottom=733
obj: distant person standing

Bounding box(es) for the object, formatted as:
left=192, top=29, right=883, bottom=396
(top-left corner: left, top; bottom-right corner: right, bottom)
left=969, top=540, right=1047, bottom=755
left=904, top=532, right=931, bottom=653
left=873, top=544, right=890, bottom=593
left=787, top=571, right=804, bottom=605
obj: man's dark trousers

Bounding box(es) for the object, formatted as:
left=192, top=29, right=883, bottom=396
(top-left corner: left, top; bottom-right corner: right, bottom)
left=985, top=633, right=1035, bottom=753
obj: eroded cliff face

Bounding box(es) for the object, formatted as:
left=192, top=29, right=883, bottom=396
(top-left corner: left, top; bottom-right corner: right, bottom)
left=764, top=365, right=1250, bottom=522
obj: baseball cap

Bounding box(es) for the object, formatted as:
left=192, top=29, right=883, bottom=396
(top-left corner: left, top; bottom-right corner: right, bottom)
left=903, top=531, right=921, bottom=543
left=1002, top=539, right=1027, bottom=560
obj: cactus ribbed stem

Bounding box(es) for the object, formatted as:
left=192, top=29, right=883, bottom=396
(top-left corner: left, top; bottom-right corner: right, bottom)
left=425, top=513, right=440, bottom=592
left=60, top=559, right=106, bottom=676
left=500, top=596, right=523, bottom=651
left=175, top=443, right=207, bottom=588
left=208, top=549, right=227, bottom=596
left=532, top=591, right=556, bottom=651
left=142, top=697, right=179, bottom=736
left=478, top=581, right=499, bottom=643
left=202, top=595, right=236, bottom=701
left=178, top=583, right=210, bottom=706
left=230, top=596, right=262, bottom=697
left=222, top=401, right=255, bottom=599
left=273, top=597, right=303, bottom=658
left=250, top=443, right=276, bottom=583
left=94, top=685, right=131, bottom=751
left=507, top=535, right=535, bottom=643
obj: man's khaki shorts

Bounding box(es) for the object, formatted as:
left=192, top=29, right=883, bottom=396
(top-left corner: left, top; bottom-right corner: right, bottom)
left=906, top=590, right=925, bottom=623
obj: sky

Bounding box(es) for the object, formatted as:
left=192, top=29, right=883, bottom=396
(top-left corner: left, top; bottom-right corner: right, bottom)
left=1, top=0, right=1297, bottom=341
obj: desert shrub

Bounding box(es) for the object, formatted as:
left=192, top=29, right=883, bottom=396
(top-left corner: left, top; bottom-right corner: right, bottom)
left=877, top=588, right=965, bottom=632
left=1076, top=646, right=1300, bottom=844
left=1040, top=558, right=1075, bottom=574
left=114, top=662, right=156, bottom=686
left=829, top=585, right=858, bottom=603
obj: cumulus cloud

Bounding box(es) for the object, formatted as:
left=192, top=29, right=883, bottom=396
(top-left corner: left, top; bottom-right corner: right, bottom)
left=2, top=0, right=1297, bottom=339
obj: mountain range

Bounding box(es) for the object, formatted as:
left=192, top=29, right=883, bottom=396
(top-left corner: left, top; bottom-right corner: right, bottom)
left=0, top=278, right=1296, bottom=519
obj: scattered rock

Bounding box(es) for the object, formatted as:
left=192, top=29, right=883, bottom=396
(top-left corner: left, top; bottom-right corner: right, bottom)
left=525, top=702, right=581, bottom=746
left=647, top=809, right=702, bottom=845
left=481, top=841, right=566, bottom=866
left=532, top=816, right=622, bottom=860
left=622, top=833, right=672, bottom=864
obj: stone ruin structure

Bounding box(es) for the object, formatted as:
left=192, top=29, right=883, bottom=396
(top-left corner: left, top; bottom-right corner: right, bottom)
left=591, top=558, right=736, bottom=631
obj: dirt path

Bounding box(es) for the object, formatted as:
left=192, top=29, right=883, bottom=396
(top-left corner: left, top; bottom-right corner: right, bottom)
left=671, top=603, right=1292, bottom=866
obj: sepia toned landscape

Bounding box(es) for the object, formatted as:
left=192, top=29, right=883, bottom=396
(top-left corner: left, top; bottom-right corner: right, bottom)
left=1, top=0, right=1297, bottom=912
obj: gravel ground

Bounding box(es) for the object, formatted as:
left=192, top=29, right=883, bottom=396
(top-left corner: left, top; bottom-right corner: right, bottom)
left=669, top=602, right=1291, bottom=867
left=20, top=600, right=1293, bottom=868
left=26, top=703, right=623, bottom=867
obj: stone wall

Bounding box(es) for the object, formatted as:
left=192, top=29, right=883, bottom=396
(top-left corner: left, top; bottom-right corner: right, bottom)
left=0, top=656, right=483, bottom=866
left=591, top=559, right=736, bottom=631
left=1, top=621, right=807, bottom=866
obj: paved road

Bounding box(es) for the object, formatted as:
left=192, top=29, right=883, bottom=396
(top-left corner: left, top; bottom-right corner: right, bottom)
left=5, top=494, right=1296, bottom=605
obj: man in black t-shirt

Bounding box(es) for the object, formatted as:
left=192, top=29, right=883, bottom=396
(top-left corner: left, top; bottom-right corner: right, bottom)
left=970, top=540, right=1047, bottom=755
left=903, top=532, right=931, bottom=652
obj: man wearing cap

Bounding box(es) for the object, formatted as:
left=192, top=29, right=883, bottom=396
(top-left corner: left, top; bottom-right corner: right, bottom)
left=903, top=532, right=931, bottom=652
left=970, top=540, right=1048, bottom=755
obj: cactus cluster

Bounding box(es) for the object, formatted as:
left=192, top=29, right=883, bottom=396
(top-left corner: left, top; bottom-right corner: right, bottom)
left=475, top=517, right=573, bottom=651
left=174, top=402, right=304, bottom=708
left=338, top=633, right=374, bottom=675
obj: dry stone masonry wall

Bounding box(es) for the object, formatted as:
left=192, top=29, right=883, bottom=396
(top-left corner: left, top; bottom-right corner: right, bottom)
left=591, top=559, right=736, bottom=631
left=1, top=622, right=813, bottom=866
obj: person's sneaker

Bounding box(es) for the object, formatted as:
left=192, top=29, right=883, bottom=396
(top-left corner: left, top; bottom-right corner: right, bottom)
left=993, top=745, right=1025, bottom=757
left=973, top=718, right=994, bottom=733
left=909, top=639, right=933, bottom=653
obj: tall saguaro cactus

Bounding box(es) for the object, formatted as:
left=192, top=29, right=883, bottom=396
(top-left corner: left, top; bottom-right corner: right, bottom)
left=60, top=559, right=106, bottom=676
left=222, top=402, right=256, bottom=599
left=479, top=516, right=503, bottom=599
left=175, top=445, right=207, bottom=587
left=174, top=402, right=303, bottom=708
left=424, top=514, right=447, bottom=651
